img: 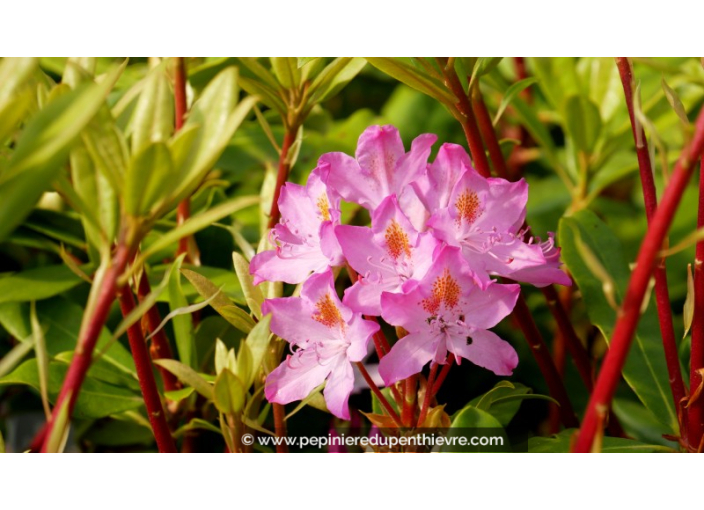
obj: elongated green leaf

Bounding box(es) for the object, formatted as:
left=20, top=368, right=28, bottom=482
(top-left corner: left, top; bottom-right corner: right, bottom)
left=309, top=57, right=366, bottom=103
left=169, top=266, right=195, bottom=368
left=0, top=335, right=34, bottom=379
left=145, top=290, right=220, bottom=343
left=559, top=209, right=678, bottom=433
left=0, top=359, right=142, bottom=419
left=467, top=381, right=539, bottom=427
left=0, top=265, right=85, bottom=304
left=563, top=95, right=602, bottom=154
left=181, top=268, right=255, bottom=333
left=124, top=142, right=175, bottom=217
left=213, top=368, right=246, bottom=414
left=153, top=359, right=213, bottom=400
left=0, top=64, right=124, bottom=242
left=0, top=57, right=37, bottom=142
left=365, top=58, right=456, bottom=106
left=245, top=315, right=271, bottom=386
left=528, top=429, right=675, bottom=453
left=493, top=77, right=538, bottom=126
left=129, top=66, right=173, bottom=154
left=139, top=196, right=258, bottom=263
left=30, top=302, right=51, bottom=419
left=232, top=251, right=263, bottom=319
left=270, top=57, right=300, bottom=89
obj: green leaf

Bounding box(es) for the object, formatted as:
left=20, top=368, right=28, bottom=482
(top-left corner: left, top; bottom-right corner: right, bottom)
left=467, top=381, right=550, bottom=427
left=0, top=63, right=124, bottom=242
left=168, top=266, right=195, bottom=368
left=270, top=57, right=300, bottom=89
left=0, top=265, right=85, bottom=304
left=0, top=335, right=34, bottom=379
left=213, top=368, right=246, bottom=414
left=164, top=386, right=195, bottom=402
left=563, top=95, right=602, bottom=154
left=137, top=196, right=259, bottom=263
left=124, top=142, right=175, bottom=217
left=153, top=359, right=213, bottom=400
left=365, top=58, right=456, bottom=106
left=181, top=268, right=255, bottom=333
left=232, top=251, right=263, bottom=319
left=493, top=77, right=538, bottom=126
left=559, top=209, right=678, bottom=433
left=245, top=314, right=271, bottom=386
left=308, top=57, right=366, bottom=104
left=0, top=359, right=142, bottom=419
left=30, top=302, right=51, bottom=419
left=129, top=66, right=173, bottom=154
left=441, top=406, right=511, bottom=452
left=528, top=429, right=675, bottom=453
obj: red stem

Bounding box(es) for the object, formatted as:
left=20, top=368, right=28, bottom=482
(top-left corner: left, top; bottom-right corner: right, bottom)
left=136, top=268, right=181, bottom=392
left=272, top=402, right=288, bottom=453
left=689, top=159, right=704, bottom=448
left=472, top=90, right=508, bottom=178
left=431, top=354, right=454, bottom=397
left=417, top=363, right=439, bottom=427
left=438, top=58, right=491, bottom=178
left=615, top=58, right=687, bottom=427
left=33, top=243, right=133, bottom=452
left=402, top=375, right=417, bottom=427
left=173, top=57, right=197, bottom=262
left=118, top=290, right=177, bottom=453
left=512, top=294, right=579, bottom=428
left=267, top=127, right=297, bottom=229
left=573, top=105, right=704, bottom=452
left=356, top=362, right=403, bottom=428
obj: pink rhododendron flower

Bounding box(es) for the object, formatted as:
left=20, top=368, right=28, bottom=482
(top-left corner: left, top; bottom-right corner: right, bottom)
left=250, top=167, right=343, bottom=285
left=262, top=269, right=380, bottom=419
left=336, top=195, right=440, bottom=315
left=378, top=246, right=520, bottom=385
left=426, top=164, right=571, bottom=288
left=320, top=125, right=436, bottom=212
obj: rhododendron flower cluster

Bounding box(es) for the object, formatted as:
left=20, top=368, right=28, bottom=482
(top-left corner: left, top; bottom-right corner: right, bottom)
left=251, top=125, right=571, bottom=420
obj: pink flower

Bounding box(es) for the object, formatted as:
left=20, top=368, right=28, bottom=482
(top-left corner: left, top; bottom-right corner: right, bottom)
left=426, top=164, right=571, bottom=288
left=319, top=125, right=437, bottom=213
left=263, top=269, right=380, bottom=419
left=336, top=194, right=440, bottom=315
left=378, top=246, right=519, bottom=385
left=250, top=167, right=343, bottom=285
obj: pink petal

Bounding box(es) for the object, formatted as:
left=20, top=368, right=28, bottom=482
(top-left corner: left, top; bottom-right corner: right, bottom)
left=448, top=329, right=518, bottom=376
left=265, top=349, right=332, bottom=405
left=262, top=296, right=335, bottom=347
left=355, top=125, right=405, bottom=199
left=378, top=331, right=443, bottom=385
left=323, top=356, right=355, bottom=419
left=464, top=282, right=520, bottom=329
left=391, top=132, right=437, bottom=193
left=250, top=247, right=329, bottom=285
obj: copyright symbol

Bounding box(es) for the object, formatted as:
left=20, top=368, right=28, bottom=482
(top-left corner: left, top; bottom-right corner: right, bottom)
left=242, top=433, right=254, bottom=446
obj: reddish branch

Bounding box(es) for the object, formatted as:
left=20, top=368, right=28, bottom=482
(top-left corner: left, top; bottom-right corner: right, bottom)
left=267, top=127, right=298, bottom=229
left=31, top=243, right=134, bottom=452
left=416, top=362, right=439, bottom=427
left=119, top=290, right=177, bottom=453
left=615, top=57, right=687, bottom=429
left=690, top=160, right=704, bottom=449
left=173, top=57, right=198, bottom=261
left=136, top=269, right=180, bottom=392
left=356, top=362, right=403, bottom=428
left=272, top=403, right=288, bottom=453
left=573, top=104, right=704, bottom=452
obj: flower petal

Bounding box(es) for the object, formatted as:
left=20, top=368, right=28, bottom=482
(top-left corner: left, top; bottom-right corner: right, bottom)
left=378, top=331, right=442, bottom=385
left=464, top=282, right=520, bottom=329
left=265, top=349, right=332, bottom=405
left=323, top=356, right=355, bottom=419
left=448, top=329, right=518, bottom=376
